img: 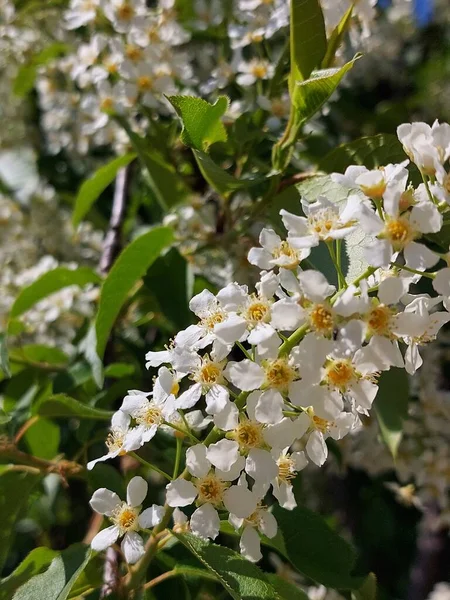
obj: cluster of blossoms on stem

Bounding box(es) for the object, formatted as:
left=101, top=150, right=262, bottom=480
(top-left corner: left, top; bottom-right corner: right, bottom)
left=88, top=120, right=450, bottom=563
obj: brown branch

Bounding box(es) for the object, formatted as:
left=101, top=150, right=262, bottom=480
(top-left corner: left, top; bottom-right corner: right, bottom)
left=276, top=171, right=319, bottom=193
left=99, top=164, right=133, bottom=275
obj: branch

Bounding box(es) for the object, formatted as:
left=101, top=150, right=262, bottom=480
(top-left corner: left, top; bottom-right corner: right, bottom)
left=99, top=164, right=132, bottom=275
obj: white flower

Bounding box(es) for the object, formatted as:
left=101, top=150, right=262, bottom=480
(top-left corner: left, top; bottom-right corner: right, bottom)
left=248, top=228, right=311, bottom=271
left=281, top=194, right=360, bottom=249
left=236, top=59, right=274, bottom=87
left=64, top=0, right=101, bottom=29
left=89, top=476, right=163, bottom=563
left=87, top=411, right=131, bottom=470
left=165, top=443, right=245, bottom=540
left=397, top=121, right=450, bottom=176
left=271, top=449, right=308, bottom=509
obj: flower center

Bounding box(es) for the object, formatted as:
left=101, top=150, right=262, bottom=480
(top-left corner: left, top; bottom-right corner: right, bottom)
left=324, top=359, right=356, bottom=390
left=100, top=98, right=113, bottom=111
left=198, top=362, right=222, bottom=385
left=309, top=303, right=334, bottom=335
left=201, top=309, right=226, bottom=330
left=251, top=63, right=268, bottom=79
left=106, top=429, right=126, bottom=455
left=171, top=381, right=180, bottom=396
left=277, top=456, right=295, bottom=483
left=367, top=305, right=393, bottom=337
left=312, top=414, right=329, bottom=433
left=308, top=208, right=343, bottom=241
left=264, top=358, right=296, bottom=391
left=272, top=241, right=300, bottom=269
left=245, top=299, right=270, bottom=323
left=384, top=217, right=414, bottom=250
left=117, top=3, right=134, bottom=20
left=136, top=405, right=163, bottom=427
left=137, top=76, right=154, bottom=91
left=126, top=45, right=143, bottom=62
left=196, top=475, right=228, bottom=506
left=234, top=421, right=264, bottom=450
left=112, top=503, right=139, bottom=533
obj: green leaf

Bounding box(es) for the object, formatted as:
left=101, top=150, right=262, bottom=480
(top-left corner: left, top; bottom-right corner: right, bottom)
left=167, top=95, right=229, bottom=151
left=0, top=334, right=11, bottom=378
left=273, top=504, right=365, bottom=589
left=24, top=418, right=60, bottom=460
left=290, top=0, right=327, bottom=85
left=352, top=573, right=377, bottom=600
left=103, top=362, right=136, bottom=378
left=67, top=554, right=104, bottom=599
left=318, top=134, right=408, bottom=173
left=87, top=463, right=125, bottom=498
left=321, top=4, right=354, bottom=68
left=0, top=468, right=42, bottom=573
left=9, top=267, right=101, bottom=322
left=10, top=345, right=69, bottom=368
left=72, top=153, right=136, bottom=228
left=35, top=393, right=113, bottom=420
left=374, top=368, right=410, bottom=459
left=95, top=226, right=173, bottom=358
left=426, top=220, right=450, bottom=251
left=13, top=43, right=68, bottom=97
left=114, top=114, right=187, bottom=211
left=144, top=248, right=193, bottom=329
left=12, top=544, right=91, bottom=600
left=292, top=58, right=360, bottom=121
left=193, top=150, right=260, bottom=196
left=174, top=532, right=281, bottom=600
left=0, top=547, right=58, bottom=600
left=267, top=575, right=309, bottom=600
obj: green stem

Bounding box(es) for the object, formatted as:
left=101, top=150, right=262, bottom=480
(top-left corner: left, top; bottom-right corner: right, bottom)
left=391, top=263, right=436, bottom=279
left=129, top=452, right=172, bottom=481
left=236, top=341, right=253, bottom=361
left=421, top=173, right=437, bottom=205
left=327, top=241, right=347, bottom=290
left=173, top=438, right=182, bottom=479
left=163, top=421, right=200, bottom=444
left=278, top=324, right=310, bottom=356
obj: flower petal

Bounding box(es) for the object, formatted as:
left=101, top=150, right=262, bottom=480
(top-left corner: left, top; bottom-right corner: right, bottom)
left=127, top=476, right=148, bottom=507
left=91, top=526, right=119, bottom=552
left=122, top=531, right=145, bottom=564
left=190, top=503, right=220, bottom=540
left=139, top=504, right=165, bottom=529
left=89, top=488, right=121, bottom=516
left=166, top=479, right=197, bottom=507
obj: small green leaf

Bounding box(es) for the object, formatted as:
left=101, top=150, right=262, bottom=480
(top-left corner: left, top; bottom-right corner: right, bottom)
left=10, top=345, right=69, bottom=368
left=24, top=418, right=60, bottom=460
left=273, top=504, right=365, bottom=589
left=352, top=573, right=377, bottom=600
left=144, top=248, right=193, bottom=329
left=374, top=368, right=410, bottom=459
left=321, top=4, right=354, bottom=68
left=0, top=547, right=58, bottom=600
left=67, top=554, right=104, bottom=599
left=9, top=267, right=101, bottom=323
left=0, top=334, right=11, bottom=378
left=72, top=153, right=136, bottom=228
left=290, top=0, right=327, bottom=86
left=12, top=544, right=91, bottom=600
left=167, top=95, right=229, bottom=151
left=0, top=468, right=42, bottom=573
left=193, top=150, right=260, bottom=196
left=35, top=394, right=113, bottom=420
left=95, top=226, right=173, bottom=358
left=318, top=134, right=408, bottom=173
left=13, top=43, right=68, bottom=97
left=292, top=57, right=360, bottom=120
left=103, top=362, right=136, bottom=378
left=267, top=575, right=309, bottom=600
left=174, top=532, right=281, bottom=600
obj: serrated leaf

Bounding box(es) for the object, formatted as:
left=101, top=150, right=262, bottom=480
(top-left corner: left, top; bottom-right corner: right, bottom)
left=273, top=504, right=365, bottom=589
left=35, top=394, right=113, bottom=420
left=292, top=58, right=360, bottom=121
left=267, top=575, right=309, bottom=600
left=95, top=226, right=173, bottom=358
left=318, top=134, right=408, bottom=173
left=167, top=95, right=229, bottom=151
left=24, top=418, right=60, bottom=460
left=12, top=544, right=91, bottom=600
left=290, top=0, right=327, bottom=86
left=374, top=368, right=410, bottom=459
left=0, top=334, right=11, bottom=378
left=0, top=468, right=42, bottom=573
left=173, top=532, right=281, bottom=600
left=9, top=267, right=101, bottom=323
left=321, top=4, right=354, bottom=68
left=0, top=547, right=58, bottom=600
left=72, top=153, right=136, bottom=228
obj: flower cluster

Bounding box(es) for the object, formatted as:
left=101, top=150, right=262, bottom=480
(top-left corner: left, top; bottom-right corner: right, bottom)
left=88, top=120, right=450, bottom=563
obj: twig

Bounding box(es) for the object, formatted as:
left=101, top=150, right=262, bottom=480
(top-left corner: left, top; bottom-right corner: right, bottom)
left=276, top=171, right=319, bottom=193
left=99, top=165, right=132, bottom=275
